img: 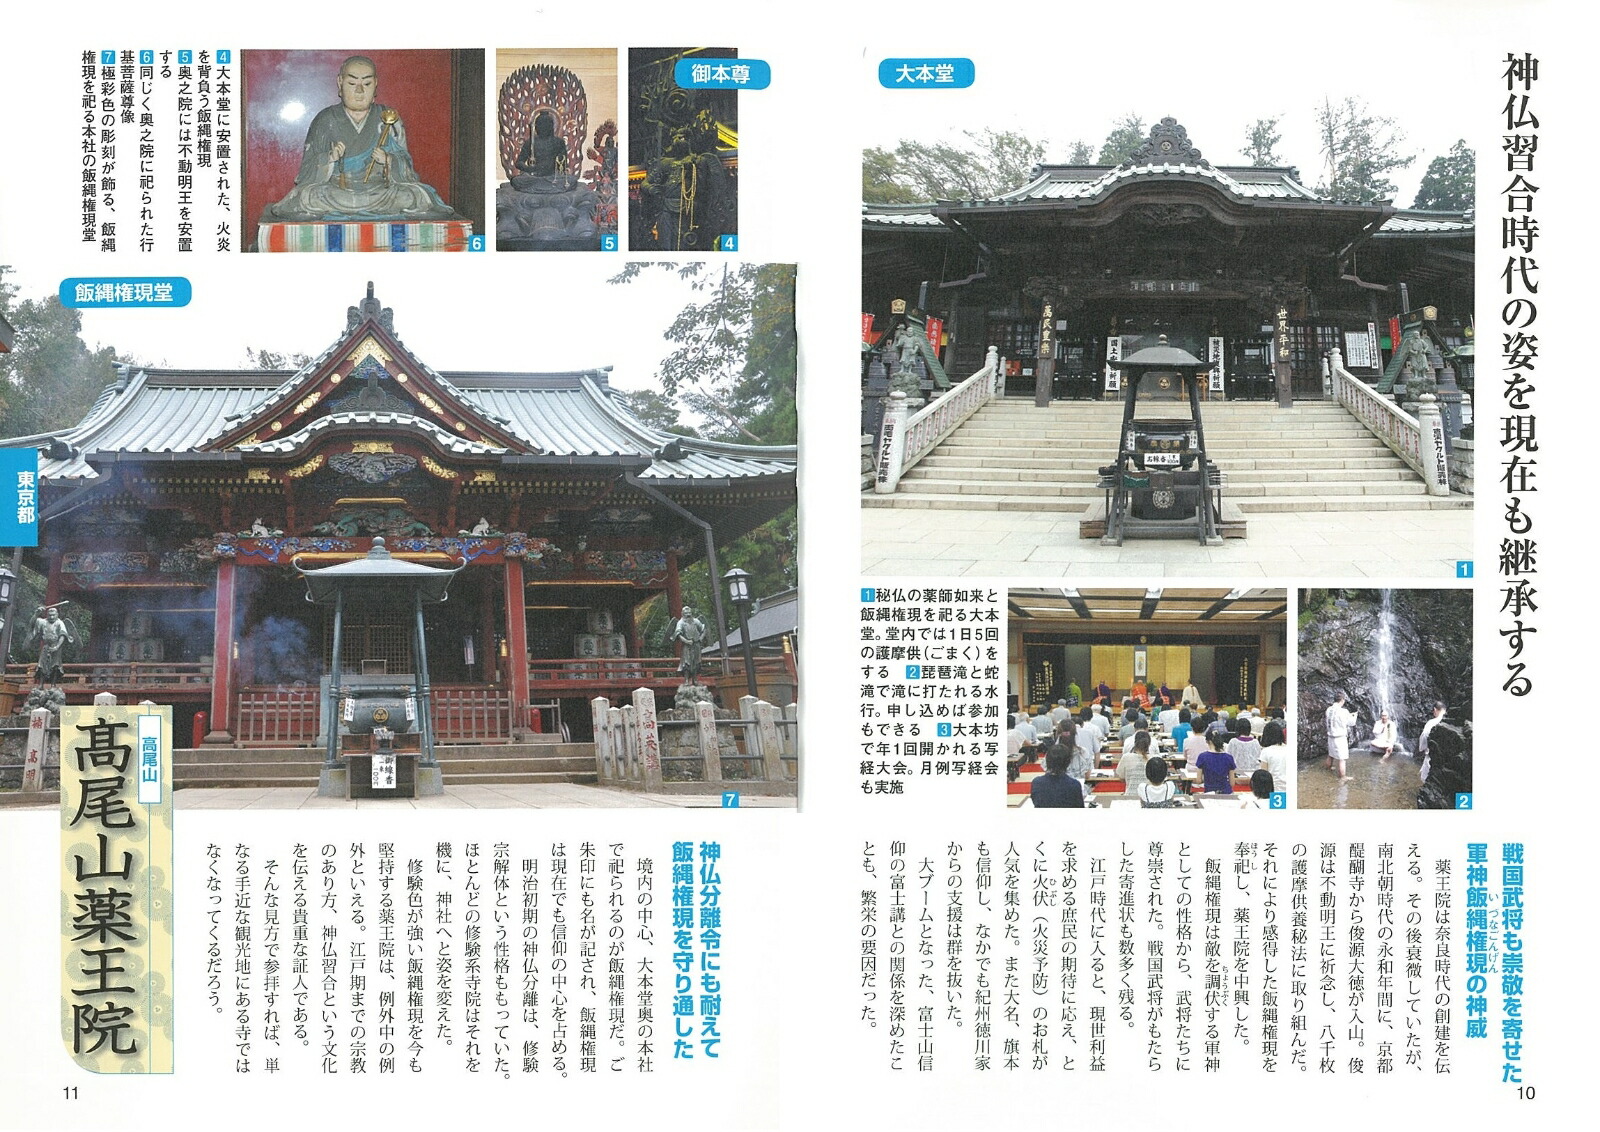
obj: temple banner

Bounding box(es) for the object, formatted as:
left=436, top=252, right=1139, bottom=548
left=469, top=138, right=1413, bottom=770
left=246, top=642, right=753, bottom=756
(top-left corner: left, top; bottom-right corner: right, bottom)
left=1103, top=335, right=1122, bottom=392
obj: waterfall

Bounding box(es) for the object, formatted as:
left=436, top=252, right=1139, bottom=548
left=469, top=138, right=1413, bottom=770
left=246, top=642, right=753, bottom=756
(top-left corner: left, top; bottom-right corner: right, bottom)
left=1375, top=589, right=1394, bottom=716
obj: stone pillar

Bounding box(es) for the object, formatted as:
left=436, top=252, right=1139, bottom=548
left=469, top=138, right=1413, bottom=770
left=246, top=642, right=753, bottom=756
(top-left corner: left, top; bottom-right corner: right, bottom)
left=696, top=698, right=721, bottom=783
left=738, top=694, right=760, bottom=773
left=620, top=704, right=637, bottom=781
left=1326, top=348, right=1346, bottom=409
left=783, top=703, right=798, bottom=759
left=1415, top=394, right=1451, bottom=496
left=20, top=706, right=50, bottom=792
left=607, top=706, right=625, bottom=781
left=503, top=558, right=531, bottom=735
left=632, top=687, right=661, bottom=792
left=756, top=700, right=786, bottom=782
left=591, top=696, right=612, bottom=780
left=205, top=559, right=236, bottom=744
left=873, top=392, right=910, bottom=495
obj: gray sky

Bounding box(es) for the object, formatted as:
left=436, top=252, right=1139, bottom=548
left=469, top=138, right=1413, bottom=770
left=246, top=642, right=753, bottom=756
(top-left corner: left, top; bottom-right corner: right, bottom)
left=861, top=1, right=1488, bottom=207
left=8, top=261, right=716, bottom=397
left=865, top=104, right=1459, bottom=209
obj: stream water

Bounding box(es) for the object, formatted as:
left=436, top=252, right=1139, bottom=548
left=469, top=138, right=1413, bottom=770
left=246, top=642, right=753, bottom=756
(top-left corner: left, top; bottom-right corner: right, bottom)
left=1298, top=750, right=1421, bottom=809
left=1301, top=589, right=1420, bottom=807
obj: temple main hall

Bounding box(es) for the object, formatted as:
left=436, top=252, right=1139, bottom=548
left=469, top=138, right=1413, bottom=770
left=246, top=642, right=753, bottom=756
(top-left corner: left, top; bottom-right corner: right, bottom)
left=1, top=285, right=796, bottom=769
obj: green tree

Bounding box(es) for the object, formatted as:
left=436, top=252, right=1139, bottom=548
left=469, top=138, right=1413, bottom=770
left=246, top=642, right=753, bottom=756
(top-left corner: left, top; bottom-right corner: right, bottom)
left=633, top=507, right=797, bottom=658
left=616, top=388, right=699, bottom=437
left=611, top=263, right=798, bottom=656
left=697, top=263, right=797, bottom=444
left=862, top=146, right=924, bottom=204
left=1065, top=140, right=1095, bottom=164
left=1315, top=96, right=1414, bottom=202
left=610, top=262, right=796, bottom=444
left=1097, top=114, right=1147, bottom=164
left=1243, top=117, right=1283, bottom=166
left=862, top=129, right=1047, bottom=203
left=0, top=267, right=118, bottom=438
left=1412, top=139, right=1475, bottom=212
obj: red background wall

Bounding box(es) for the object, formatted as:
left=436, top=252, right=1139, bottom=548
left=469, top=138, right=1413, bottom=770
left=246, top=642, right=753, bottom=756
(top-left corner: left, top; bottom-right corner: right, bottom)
left=244, top=50, right=457, bottom=232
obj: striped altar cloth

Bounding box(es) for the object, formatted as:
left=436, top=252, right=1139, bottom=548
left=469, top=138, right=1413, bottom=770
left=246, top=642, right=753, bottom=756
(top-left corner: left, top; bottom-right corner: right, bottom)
left=258, top=220, right=474, bottom=253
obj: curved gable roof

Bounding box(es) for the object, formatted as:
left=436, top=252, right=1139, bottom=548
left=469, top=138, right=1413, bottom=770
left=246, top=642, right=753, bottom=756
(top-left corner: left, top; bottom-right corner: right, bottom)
left=9, top=288, right=796, bottom=487
left=864, top=117, right=1402, bottom=231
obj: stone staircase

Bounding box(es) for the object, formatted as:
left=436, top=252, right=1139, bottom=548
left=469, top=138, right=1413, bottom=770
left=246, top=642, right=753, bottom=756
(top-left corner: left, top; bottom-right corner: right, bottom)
left=863, top=399, right=1471, bottom=517
left=173, top=734, right=598, bottom=790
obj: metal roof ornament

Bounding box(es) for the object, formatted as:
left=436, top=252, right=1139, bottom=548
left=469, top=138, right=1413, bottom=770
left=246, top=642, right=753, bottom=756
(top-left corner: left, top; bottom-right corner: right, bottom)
left=1123, top=117, right=1210, bottom=170
left=346, top=281, right=395, bottom=332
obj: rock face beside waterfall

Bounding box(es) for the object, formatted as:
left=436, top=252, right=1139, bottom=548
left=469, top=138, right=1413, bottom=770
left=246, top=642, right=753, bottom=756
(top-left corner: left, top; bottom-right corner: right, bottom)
left=1297, top=589, right=1473, bottom=808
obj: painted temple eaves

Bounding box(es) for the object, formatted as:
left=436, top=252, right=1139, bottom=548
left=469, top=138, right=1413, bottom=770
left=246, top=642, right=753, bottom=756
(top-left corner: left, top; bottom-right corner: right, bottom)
left=0, top=285, right=799, bottom=743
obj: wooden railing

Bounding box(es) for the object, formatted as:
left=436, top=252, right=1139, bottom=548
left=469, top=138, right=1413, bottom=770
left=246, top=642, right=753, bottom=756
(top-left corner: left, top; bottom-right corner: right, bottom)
left=528, top=656, right=792, bottom=693
left=236, top=686, right=319, bottom=746
left=5, top=661, right=211, bottom=690
left=234, top=683, right=516, bottom=747
left=433, top=686, right=513, bottom=742
left=5, top=656, right=792, bottom=700
left=530, top=657, right=677, bottom=689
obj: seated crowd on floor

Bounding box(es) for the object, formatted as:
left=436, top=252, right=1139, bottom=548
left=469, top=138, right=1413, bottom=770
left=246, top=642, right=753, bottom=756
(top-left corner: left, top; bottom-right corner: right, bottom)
left=1011, top=688, right=1287, bottom=810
